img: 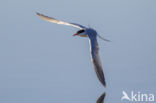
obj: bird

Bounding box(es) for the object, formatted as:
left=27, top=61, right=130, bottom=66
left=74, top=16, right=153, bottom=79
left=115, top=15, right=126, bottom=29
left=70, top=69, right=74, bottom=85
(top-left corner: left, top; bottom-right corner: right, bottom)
left=36, top=12, right=110, bottom=87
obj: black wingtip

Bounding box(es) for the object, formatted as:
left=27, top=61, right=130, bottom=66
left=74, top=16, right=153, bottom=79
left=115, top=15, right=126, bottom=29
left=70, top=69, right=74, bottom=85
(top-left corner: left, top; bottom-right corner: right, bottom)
left=97, top=71, right=106, bottom=87
left=102, top=80, right=106, bottom=87
left=99, top=73, right=106, bottom=87
left=36, top=12, right=40, bottom=16
left=95, top=69, right=106, bottom=87
left=96, top=92, right=106, bottom=103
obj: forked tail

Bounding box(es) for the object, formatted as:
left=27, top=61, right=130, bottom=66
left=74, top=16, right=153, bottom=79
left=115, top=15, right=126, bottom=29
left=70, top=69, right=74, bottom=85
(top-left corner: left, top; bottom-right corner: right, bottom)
left=97, top=34, right=111, bottom=42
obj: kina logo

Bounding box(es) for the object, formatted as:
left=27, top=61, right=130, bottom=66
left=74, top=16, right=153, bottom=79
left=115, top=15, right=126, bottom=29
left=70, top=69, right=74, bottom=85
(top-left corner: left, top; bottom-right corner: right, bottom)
left=121, top=91, right=154, bottom=102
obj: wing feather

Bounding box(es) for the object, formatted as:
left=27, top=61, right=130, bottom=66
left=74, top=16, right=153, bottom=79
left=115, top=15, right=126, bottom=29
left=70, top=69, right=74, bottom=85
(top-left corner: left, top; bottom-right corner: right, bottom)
left=89, top=37, right=106, bottom=87
left=36, top=12, right=85, bottom=29
left=96, top=92, right=106, bottom=103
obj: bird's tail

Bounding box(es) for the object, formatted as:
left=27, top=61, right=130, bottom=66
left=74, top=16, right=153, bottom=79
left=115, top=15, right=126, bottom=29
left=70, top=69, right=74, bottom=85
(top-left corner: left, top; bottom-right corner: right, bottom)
left=97, top=34, right=111, bottom=42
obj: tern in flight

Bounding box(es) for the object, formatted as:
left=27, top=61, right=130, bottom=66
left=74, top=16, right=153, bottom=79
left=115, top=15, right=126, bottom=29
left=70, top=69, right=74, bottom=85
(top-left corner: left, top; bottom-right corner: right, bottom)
left=36, top=12, right=110, bottom=87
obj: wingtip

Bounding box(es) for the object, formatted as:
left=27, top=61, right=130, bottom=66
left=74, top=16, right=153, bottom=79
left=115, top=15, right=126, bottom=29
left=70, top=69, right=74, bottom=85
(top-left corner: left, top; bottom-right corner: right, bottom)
left=96, top=92, right=106, bottom=103
left=102, top=81, right=106, bottom=87
left=98, top=76, right=106, bottom=87
left=99, top=73, right=106, bottom=87
left=100, top=75, right=106, bottom=87
left=104, top=84, right=106, bottom=87
left=36, top=12, right=41, bottom=16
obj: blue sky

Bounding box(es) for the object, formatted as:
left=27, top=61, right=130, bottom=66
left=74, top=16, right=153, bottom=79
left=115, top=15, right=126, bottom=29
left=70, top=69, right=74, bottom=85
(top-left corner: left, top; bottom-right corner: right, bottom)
left=0, top=0, right=156, bottom=103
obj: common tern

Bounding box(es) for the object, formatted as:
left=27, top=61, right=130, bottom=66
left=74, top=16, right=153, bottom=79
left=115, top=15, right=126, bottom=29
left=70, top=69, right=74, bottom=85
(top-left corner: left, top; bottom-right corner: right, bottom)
left=36, top=12, right=109, bottom=87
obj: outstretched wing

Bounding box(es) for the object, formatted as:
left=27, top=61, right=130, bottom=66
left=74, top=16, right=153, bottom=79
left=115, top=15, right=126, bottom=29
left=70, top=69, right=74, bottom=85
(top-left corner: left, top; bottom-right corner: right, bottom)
left=36, top=12, right=85, bottom=29
left=96, top=92, right=106, bottom=103
left=89, top=37, right=106, bottom=87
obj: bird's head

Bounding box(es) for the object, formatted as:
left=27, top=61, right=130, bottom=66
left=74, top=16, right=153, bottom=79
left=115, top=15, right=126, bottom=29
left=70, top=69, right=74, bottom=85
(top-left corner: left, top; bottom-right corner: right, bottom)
left=73, top=29, right=88, bottom=37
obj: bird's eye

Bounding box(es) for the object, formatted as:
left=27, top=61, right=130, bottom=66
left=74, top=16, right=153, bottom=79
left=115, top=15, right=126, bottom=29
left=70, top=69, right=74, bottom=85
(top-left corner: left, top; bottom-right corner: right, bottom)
left=77, top=29, right=85, bottom=34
